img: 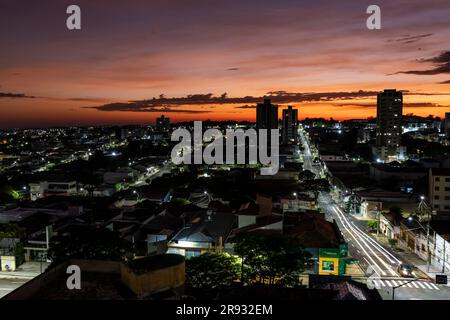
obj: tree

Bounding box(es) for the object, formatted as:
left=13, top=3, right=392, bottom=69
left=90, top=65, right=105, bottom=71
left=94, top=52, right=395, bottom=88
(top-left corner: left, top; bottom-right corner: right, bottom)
left=185, top=252, right=240, bottom=289
left=299, top=170, right=315, bottom=181
left=388, top=238, right=398, bottom=248
left=234, top=233, right=311, bottom=286
left=367, top=220, right=378, bottom=232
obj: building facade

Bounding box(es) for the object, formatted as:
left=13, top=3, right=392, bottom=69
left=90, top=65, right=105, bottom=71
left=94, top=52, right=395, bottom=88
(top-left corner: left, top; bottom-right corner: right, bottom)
left=282, top=106, right=298, bottom=144
left=156, top=115, right=170, bottom=131
left=256, top=99, right=278, bottom=130
left=375, top=89, right=403, bottom=162
left=428, top=168, right=450, bottom=215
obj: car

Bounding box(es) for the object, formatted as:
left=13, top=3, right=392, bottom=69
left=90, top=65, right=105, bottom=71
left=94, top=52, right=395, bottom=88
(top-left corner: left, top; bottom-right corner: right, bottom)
left=397, top=264, right=414, bottom=277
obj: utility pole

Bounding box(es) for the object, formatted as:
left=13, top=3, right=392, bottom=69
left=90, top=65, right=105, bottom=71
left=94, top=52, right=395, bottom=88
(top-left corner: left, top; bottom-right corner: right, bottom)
left=418, top=196, right=433, bottom=273
left=443, top=239, right=447, bottom=274
left=376, top=206, right=381, bottom=238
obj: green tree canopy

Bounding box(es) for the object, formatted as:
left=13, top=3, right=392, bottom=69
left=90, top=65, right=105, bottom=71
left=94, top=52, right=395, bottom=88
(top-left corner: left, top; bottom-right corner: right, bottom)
left=185, top=252, right=240, bottom=289
left=233, top=233, right=312, bottom=286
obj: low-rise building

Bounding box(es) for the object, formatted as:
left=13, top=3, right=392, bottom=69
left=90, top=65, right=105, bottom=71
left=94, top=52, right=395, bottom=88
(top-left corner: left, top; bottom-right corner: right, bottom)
left=428, top=168, right=450, bottom=216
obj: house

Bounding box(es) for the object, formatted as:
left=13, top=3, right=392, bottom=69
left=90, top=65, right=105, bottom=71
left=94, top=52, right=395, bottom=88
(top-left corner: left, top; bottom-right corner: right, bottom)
left=29, top=180, right=77, bottom=201
left=399, top=218, right=430, bottom=261
left=379, top=210, right=403, bottom=239
left=134, top=210, right=182, bottom=256
left=284, top=213, right=348, bottom=276
left=429, top=220, right=450, bottom=273
left=167, top=210, right=236, bottom=258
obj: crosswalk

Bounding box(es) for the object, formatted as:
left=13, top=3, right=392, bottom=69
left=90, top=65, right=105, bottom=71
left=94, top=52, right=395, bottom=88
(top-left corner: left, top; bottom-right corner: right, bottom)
left=372, top=279, right=440, bottom=290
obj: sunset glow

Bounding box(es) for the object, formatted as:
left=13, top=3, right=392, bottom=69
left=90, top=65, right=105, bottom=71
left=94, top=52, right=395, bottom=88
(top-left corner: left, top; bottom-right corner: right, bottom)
left=1, top=0, right=450, bottom=127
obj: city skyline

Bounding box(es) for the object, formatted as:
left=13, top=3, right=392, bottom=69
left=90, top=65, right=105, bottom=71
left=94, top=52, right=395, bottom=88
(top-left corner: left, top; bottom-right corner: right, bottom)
left=1, top=0, right=450, bottom=128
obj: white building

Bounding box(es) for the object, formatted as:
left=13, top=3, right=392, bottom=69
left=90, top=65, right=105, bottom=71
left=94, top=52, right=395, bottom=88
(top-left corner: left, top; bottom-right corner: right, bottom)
left=29, top=180, right=77, bottom=201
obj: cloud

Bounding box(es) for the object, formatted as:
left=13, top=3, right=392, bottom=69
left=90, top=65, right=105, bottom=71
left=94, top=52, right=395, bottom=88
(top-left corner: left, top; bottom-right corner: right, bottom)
left=87, top=102, right=211, bottom=114
left=226, top=68, right=239, bottom=71
left=394, top=51, right=450, bottom=75
left=387, top=33, right=433, bottom=44
left=89, top=90, right=450, bottom=113
left=0, top=92, right=35, bottom=98
left=333, top=102, right=448, bottom=108
left=439, top=80, right=450, bottom=84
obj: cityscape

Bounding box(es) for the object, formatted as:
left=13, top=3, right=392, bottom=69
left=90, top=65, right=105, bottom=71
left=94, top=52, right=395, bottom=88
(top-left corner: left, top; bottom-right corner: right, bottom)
left=1, top=0, right=450, bottom=310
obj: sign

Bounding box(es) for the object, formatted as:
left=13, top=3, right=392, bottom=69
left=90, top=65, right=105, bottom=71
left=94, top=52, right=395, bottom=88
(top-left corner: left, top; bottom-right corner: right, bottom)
left=436, top=274, right=447, bottom=285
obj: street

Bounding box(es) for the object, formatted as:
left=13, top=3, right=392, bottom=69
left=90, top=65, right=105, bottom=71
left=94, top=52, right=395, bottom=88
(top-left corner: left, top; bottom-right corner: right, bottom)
left=298, top=126, right=450, bottom=300
left=0, top=278, right=29, bottom=299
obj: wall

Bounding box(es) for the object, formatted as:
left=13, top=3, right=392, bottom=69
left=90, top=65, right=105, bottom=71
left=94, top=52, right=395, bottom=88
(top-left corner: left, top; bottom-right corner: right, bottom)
left=120, top=261, right=185, bottom=297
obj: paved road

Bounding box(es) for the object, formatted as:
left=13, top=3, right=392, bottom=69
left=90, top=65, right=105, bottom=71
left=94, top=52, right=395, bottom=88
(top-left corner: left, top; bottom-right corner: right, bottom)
left=0, top=278, right=29, bottom=299
left=298, top=126, right=450, bottom=300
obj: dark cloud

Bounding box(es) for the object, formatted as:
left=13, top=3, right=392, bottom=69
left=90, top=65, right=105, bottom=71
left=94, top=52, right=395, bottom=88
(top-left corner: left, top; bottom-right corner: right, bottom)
left=439, top=80, right=450, bottom=84
left=388, top=33, right=433, bottom=44
left=394, top=51, right=450, bottom=75
left=0, top=92, right=35, bottom=98
left=89, top=90, right=450, bottom=113
left=226, top=68, right=239, bottom=71
left=87, top=102, right=211, bottom=114
left=333, top=102, right=447, bottom=108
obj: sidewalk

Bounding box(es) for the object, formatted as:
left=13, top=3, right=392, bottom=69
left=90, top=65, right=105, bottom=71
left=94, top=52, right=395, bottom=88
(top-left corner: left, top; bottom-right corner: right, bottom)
left=373, top=234, right=449, bottom=282
left=0, top=261, right=49, bottom=279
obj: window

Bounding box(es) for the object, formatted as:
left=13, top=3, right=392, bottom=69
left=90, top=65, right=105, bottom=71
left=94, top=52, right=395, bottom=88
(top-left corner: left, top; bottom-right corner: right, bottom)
left=435, top=186, right=440, bottom=191
left=446, top=178, right=450, bottom=183
left=446, top=196, right=450, bottom=201
left=435, top=195, right=440, bottom=200
left=322, top=260, right=335, bottom=272
left=446, top=187, right=450, bottom=192
left=435, top=177, right=441, bottom=182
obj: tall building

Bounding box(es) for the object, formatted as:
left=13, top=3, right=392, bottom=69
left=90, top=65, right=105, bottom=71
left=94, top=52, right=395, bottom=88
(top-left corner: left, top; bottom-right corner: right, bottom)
left=282, top=106, right=298, bottom=144
left=256, top=99, right=278, bottom=130
left=375, top=89, right=403, bottom=162
left=428, top=168, right=450, bottom=215
left=156, top=115, right=170, bottom=131
left=445, top=112, right=450, bottom=138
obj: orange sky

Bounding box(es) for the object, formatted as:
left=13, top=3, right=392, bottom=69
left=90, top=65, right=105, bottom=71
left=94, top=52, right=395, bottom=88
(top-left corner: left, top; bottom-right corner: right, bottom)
left=1, top=1, right=450, bottom=127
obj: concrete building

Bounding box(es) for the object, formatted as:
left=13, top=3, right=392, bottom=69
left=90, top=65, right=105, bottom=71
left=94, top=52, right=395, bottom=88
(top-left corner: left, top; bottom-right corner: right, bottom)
left=375, top=89, right=403, bottom=162
left=282, top=106, right=298, bottom=144
left=428, top=168, right=450, bottom=215
left=445, top=112, right=450, bottom=138
left=256, top=99, right=278, bottom=130
left=29, top=180, right=77, bottom=201
left=156, top=115, right=170, bottom=132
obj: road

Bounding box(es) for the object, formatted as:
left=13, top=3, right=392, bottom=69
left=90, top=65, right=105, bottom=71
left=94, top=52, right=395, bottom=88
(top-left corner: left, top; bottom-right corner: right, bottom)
left=0, top=278, right=29, bottom=299
left=298, top=126, right=450, bottom=300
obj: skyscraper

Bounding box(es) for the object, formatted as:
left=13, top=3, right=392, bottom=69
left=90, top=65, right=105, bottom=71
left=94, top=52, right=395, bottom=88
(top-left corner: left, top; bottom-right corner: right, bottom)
left=282, top=106, right=298, bottom=144
left=156, top=115, right=170, bottom=131
left=445, top=112, right=450, bottom=138
left=256, top=99, right=278, bottom=130
left=375, top=89, right=403, bottom=162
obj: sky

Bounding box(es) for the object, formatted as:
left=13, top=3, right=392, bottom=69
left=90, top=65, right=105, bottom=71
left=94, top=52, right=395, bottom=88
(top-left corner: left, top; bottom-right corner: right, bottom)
left=1, top=0, right=450, bottom=128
